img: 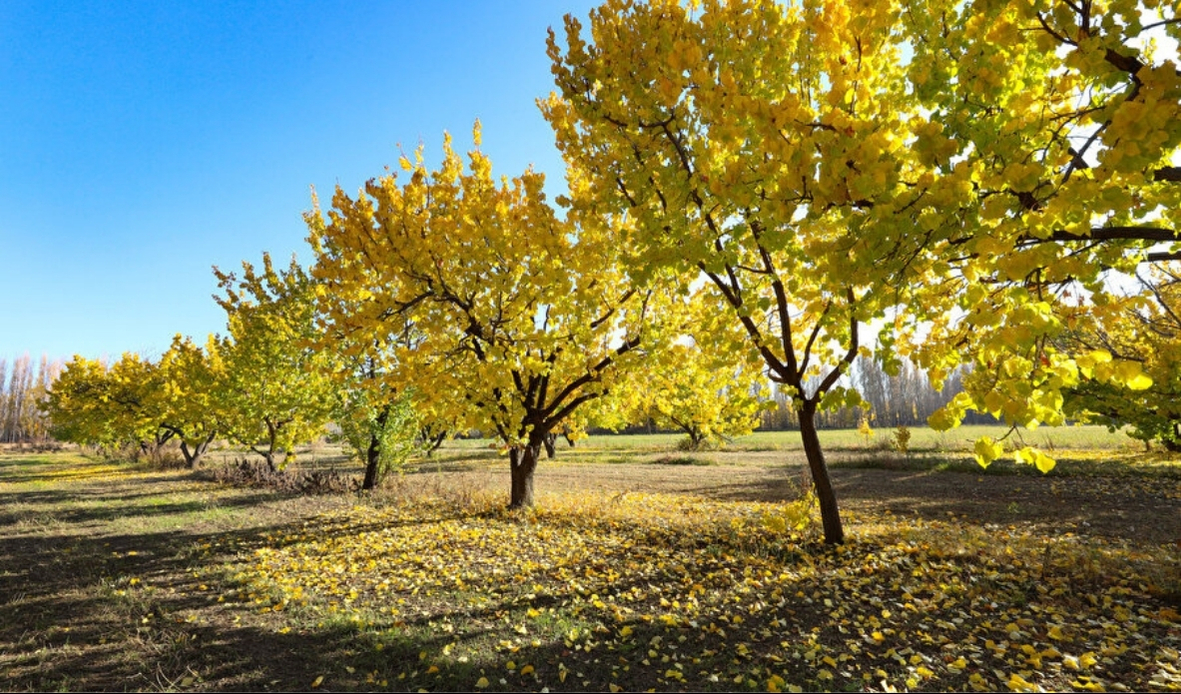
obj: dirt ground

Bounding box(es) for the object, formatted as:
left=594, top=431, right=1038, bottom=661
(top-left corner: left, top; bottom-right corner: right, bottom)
left=1, top=448, right=1178, bottom=692
left=450, top=450, right=1181, bottom=545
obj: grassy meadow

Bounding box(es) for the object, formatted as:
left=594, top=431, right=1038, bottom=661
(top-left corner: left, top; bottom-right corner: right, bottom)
left=1, top=427, right=1179, bottom=691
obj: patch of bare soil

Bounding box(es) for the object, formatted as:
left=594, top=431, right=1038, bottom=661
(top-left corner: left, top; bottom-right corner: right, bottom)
left=485, top=450, right=1181, bottom=545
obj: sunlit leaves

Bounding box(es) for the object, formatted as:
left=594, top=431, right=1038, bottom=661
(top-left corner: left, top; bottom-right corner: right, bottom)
left=214, top=254, right=336, bottom=470
left=901, top=0, right=1181, bottom=451
left=1064, top=264, right=1181, bottom=450
left=308, top=126, right=668, bottom=504
left=220, top=482, right=1181, bottom=692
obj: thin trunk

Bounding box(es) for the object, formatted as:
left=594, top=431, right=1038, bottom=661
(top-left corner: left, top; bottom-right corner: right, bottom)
left=259, top=419, right=280, bottom=472
left=798, top=402, right=844, bottom=545
left=361, top=432, right=381, bottom=490
left=424, top=430, right=447, bottom=457
left=509, top=438, right=542, bottom=508
left=543, top=432, right=557, bottom=459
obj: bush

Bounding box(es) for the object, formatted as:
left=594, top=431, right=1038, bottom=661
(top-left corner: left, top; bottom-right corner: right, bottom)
left=890, top=425, right=912, bottom=455
left=210, top=458, right=357, bottom=494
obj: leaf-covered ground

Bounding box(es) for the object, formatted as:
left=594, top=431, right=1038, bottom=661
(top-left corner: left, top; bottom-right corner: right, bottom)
left=1, top=440, right=1179, bottom=691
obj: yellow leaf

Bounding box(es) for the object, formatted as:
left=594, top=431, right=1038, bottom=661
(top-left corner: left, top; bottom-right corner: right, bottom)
left=475, top=676, right=490, bottom=688
left=1006, top=673, right=1040, bottom=692
left=310, top=675, right=324, bottom=689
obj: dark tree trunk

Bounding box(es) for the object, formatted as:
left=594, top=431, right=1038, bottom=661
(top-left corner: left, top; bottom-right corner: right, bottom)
left=509, top=438, right=542, bottom=508
left=543, top=432, right=557, bottom=459
left=422, top=429, right=447, bottom=457
left=361, top=407, right=390, bottom=491
left=798, top=402, right=844, bottom=545
left=257, top=419, right=281, bottom=472
left=361, top=432, right=381, bottom=490
left=180, top=432, right=216, bottom=469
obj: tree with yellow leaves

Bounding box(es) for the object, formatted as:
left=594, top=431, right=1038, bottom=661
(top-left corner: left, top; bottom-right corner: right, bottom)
left=544, top=0, right=1178, bottom=543
left=1063, top=264, right=1181, bottom=451
left=42, top=353, right=172, bottom=458
left=894, top=0, right=1179, bottom=462
left=156, top=334, right=227, bottom=468
left=214, top=254, right=336, bottom=471
left=545, top=0, right=957, bottom=543
left=308, top=125, right=663, bottom=507
left=629, top=291, right=767, bottom=450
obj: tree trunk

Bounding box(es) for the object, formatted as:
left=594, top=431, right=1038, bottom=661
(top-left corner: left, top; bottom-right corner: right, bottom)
left=361, top=406, right=390, bottom=491
left=543, top=433, right=557, bottom=459
left=798, top=402, right=845, bottom=545
left=509, top=439, right=542, bottom=508
left=361, top=431, right=381, bottom=490
left=180, top=432, right=216, bottom=469
left=260, top=419, right=280, bottom=472
left=422, top=429, right=447, bottom=457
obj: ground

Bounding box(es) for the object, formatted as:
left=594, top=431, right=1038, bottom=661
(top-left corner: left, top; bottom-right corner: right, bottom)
left=1, top=428, right=1178, bottom=691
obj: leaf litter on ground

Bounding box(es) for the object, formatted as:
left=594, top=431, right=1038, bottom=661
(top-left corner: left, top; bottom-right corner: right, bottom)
left=217, top=486, right=1181, bottom=692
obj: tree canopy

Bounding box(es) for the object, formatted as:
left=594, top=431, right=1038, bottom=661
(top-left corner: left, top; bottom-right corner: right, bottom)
left=543, top=0, right=1180, bottom=542
left=307, top=126, right=668, bottom=507
left=214, top=253, right=337, bottom=471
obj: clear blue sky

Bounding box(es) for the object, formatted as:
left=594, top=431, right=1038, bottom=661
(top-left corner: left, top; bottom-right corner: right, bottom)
left=1, top=0, right=596, bottom=362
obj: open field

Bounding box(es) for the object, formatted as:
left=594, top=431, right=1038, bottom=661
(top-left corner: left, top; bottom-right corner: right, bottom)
left=1, top=429, right=1179, bottom=691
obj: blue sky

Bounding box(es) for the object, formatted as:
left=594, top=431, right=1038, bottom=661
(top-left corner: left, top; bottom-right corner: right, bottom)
left=1, top=0, right=596, bottom=362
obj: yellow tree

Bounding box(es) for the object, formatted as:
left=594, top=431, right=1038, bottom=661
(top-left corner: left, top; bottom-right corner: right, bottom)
left=156, top=334, right=227, bottom=469
left=42, top=353, right=170, bottom=457
left=889, top=0, right=1179, bottom=463
left=629, top=291, right=767, bottom=450
left=1063, top=264, right=1181, bottom=450
left=544, top=0, right=964, bottom=543
left=545, top=0, right=1179, bottom=542
left=307, top=126, right=661, bottom=507
left=214, top=254, right=337, bottom=471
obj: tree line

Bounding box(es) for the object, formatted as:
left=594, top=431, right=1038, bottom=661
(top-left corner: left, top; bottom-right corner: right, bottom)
left=33, top=0, right=1181, bottom=544
left=759, top=358, right=999, bottom=431
left=0, top=355, right=61, bottom=446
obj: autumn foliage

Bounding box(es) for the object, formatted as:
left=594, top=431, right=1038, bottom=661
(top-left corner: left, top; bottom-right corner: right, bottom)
left=33, top=0, right=1181, bottom=548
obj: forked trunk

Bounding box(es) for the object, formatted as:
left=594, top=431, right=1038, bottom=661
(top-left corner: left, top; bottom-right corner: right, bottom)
left=798, top=403, right=844, bottom=545
left=422, top=429, right=447, bottom=457
left=543, top=433, right=557, bottom=459
left=509, top=439, right=542, bottom=508
left=180, top=432, right=216, bottom=469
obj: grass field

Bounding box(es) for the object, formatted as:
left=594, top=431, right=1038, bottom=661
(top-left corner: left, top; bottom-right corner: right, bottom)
left=1, top=429, right=1179, bottom=691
